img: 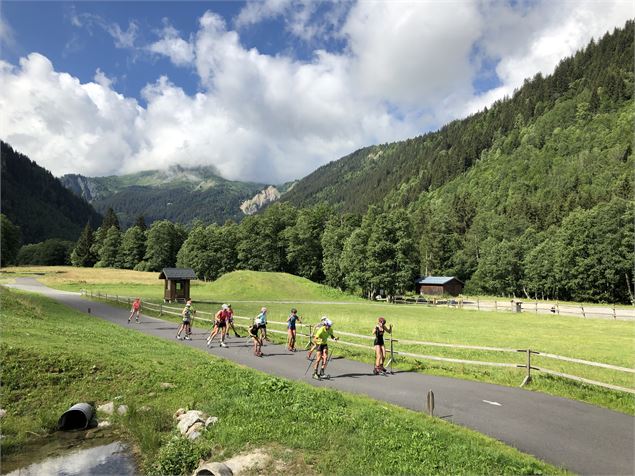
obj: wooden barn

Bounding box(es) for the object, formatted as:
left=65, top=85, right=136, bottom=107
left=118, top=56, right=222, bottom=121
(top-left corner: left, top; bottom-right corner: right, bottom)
left=415, top=276, right=464, bottom=296
left=159, top=268, right=197, bottom=302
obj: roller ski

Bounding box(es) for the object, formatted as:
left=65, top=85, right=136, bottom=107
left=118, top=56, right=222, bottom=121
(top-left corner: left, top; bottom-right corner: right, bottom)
left=312, top=368, right=331, bottom=380
left=373, top=366, right=387, bottom=375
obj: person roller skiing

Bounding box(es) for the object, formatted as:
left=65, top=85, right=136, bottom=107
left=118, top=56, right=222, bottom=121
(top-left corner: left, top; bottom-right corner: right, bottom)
left=312, top=319, right=338, bottom=380
left=248, top=321, right=263, bottom=357
left=207, top=304, right=229, bottom=347
left=128, top=297, right=141, bottom=323
left=287, top=308, right=302, bottom=351
left=372, top=317, right=392, bottom=374
left=255, top=307, right=268, bottom=341
left=176, top=300, right=195, bottom=340
left=306, top=316, right=328, bottom=360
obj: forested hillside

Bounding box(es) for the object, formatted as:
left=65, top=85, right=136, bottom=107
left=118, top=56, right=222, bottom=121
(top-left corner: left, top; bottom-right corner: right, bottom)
left=61, top=168, right=270, bottom=227
left=0, top=142, right=102, bottom=244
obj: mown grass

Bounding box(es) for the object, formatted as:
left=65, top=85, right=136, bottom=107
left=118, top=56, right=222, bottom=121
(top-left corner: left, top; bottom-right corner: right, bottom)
left=4, top=267, right=634, bottom=413
left=0, top=287, right=563, bottom=475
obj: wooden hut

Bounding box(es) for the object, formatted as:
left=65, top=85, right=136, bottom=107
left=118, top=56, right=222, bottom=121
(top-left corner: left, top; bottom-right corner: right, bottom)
left=415, top=276, right=464, bottom=296
left=159, top=268, right=197, bottom=302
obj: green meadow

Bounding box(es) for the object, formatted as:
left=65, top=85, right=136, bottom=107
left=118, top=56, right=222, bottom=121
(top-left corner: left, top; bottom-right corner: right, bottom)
left=3, top=266, right=634, bottom=413
left=0, top=286, right=563, bottom=475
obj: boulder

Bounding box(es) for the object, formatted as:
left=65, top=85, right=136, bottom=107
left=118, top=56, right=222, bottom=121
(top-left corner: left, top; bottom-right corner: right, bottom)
left=193, top=462, right=233, bottom=476
left=160, top=382, right=175, bottom=390
left=97, top=402, right=115, bottom=415
left=117, top=405, right=129, bottom=416
left=97, top=420, right=111, bottom=428
left=174, top=408, right=186, bottom=419
left=186, top=422, right=204, bottom=440
left=0, top=409, right=6, bottom=418
left=205, top=416, right=219, bottom=427
left=177, top=411, right=205, bottom=435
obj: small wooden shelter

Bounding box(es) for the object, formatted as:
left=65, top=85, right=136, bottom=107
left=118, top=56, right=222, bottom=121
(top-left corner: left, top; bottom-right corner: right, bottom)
left=415, top=276, right=464, bottom=296
left=159, top=268, right=197, bottom=302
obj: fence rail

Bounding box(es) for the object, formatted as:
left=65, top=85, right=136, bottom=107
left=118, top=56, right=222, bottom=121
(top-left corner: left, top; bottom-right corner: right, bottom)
left=82, top=290, right=635, bottom=395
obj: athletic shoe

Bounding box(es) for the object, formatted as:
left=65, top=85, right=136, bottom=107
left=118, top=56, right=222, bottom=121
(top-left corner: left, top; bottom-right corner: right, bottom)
left=136, top=319, right=139, bottom=323
left=312, top=373, right=321, bottom=380
left=127, top=319, right=130, bottom=324
left=220, top=342, right=227, bottom=348
left=176, top=335, right=182, bottom=340
left=184, top=336, right=191, bottom=340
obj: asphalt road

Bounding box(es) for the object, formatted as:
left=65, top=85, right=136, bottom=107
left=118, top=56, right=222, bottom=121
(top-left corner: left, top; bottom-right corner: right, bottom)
left=7, top=278, right=635, bottom=475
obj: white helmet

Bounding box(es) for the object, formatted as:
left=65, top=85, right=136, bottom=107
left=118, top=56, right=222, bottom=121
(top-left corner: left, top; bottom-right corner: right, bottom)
left=222, top=304, right=228, bottom=310
left=325, top=319, right=333, bottom=327
left=320, top=316, right=328, bottom=321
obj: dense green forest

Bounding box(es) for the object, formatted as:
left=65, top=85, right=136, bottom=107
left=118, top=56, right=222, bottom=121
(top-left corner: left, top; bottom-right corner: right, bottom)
left=0, top=142, right=102, bottom=245
left=60, top=167, right=270, bottom=227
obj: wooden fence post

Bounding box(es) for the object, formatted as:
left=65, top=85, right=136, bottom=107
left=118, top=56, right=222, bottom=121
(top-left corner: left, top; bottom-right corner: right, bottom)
left=535, top=302, right=538, bottom=313
left=581, top=305, right=586, bottom=318
left=612, top=304, right=616, bottom=320
left=556, top=302, right=560, bottom=315
left=477, top=298, right=480, bottom=311
left=160, top=303, right=163, bottom=316
left=520, top=349, right=532, bottom=387
left=494, top=300, right=498, bottom=311
left=426, top=390, right=435, bottom=416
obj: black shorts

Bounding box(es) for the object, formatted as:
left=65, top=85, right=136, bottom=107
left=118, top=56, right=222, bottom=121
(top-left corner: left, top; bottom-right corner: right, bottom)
left=216, top=321, right=226, bottom=328
left=182, top=318, right=191, bottom=324
left=317, top=344, right=328, bottom=352
left=374, top=338, right=384, bottom=347
left=249, top=325, right=259, bottom=337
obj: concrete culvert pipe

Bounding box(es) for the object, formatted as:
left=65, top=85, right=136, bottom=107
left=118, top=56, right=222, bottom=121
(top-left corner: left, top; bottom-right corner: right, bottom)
left=193, top=462, right=233, bottom=476
left=58, top=403, right=94, bottom=430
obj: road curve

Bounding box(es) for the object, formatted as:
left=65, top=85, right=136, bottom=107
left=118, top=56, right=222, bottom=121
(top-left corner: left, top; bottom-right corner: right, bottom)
left=6, top=278, right=634, bottom=475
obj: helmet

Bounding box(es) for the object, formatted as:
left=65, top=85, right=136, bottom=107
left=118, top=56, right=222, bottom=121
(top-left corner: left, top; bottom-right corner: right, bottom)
left=222, top=304, right=229, bottom=310
left=378, top=317, right=386, bottom=325
left=186, top=303, right=191, bottom=307
left=320, top=316, right=328, bottom=321
left=325, top=319, right=333, bottom=327
left=261, top=307, right=267, bottom=312
left=291, top=308, right=297, bottom=313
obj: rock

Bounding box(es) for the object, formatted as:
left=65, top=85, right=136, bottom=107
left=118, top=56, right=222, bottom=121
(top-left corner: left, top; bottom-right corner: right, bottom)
left=0, top=409, right=6, bottom=418
left=139, top=406, right=151, bottom=412
left=194, top=462, right=233, bottom=476
left=205, top=416, right=218, bottom=427
left=85, top=429, right=99, bottom=439
left=114, top=396, right=123, bottom=400
left=117, top=405, right=128, bottom=416
left=174, top=408, right=186, bottom=419
left=97, top=402, right=115, bottom=415
left=148, top=392, right=156, bottom=397
left=222, top=448, right=270, bottom=475
left=160, top=382, right=175, bottom=390
left=98, top=420, right=111, bottom=428
left=186, top=422, right=204, bottom=440
left=177, top=411, right=205, bottom=435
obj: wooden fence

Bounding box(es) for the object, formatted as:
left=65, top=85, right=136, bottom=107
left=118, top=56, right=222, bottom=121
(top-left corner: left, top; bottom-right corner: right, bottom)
left=82, top=290, right=635, bottom=395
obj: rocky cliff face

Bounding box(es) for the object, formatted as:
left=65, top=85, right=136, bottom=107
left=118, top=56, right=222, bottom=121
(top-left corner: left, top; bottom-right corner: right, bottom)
left=240, top=186, right=281, bottom=215
left=59, top=174, right=108, bottom=202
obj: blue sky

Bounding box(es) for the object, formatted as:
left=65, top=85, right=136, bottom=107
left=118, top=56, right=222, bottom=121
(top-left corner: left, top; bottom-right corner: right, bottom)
left=0, top=1, right=632, bottom=183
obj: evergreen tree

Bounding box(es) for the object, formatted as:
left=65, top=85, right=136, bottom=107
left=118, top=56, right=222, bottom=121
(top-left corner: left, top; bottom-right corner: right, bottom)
left=70, top=223, right=97, bottom=267
left=120, top=226, right=146, bottom=269
left=134, top=215, right=147, bottom=231
left=97, top=226, right=122, bottom=268
left=101, top=207, right=120, bottom=230
left=321, top=214, right=360, bottom=289
left=0, top=213, right=21, bottom=267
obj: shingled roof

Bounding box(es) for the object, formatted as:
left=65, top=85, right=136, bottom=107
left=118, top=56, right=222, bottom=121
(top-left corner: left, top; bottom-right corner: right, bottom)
left=158, top=268, right=197, bottom=280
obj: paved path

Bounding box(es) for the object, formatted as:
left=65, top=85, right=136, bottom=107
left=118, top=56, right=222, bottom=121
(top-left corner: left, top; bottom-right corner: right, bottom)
left=7, top=278, right=634, bottom=475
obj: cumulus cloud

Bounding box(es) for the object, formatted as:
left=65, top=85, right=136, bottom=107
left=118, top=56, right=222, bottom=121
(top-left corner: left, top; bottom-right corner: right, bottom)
left=147, top=23, right=195, bottom=66
left=1, top=2, right=632, bottom=184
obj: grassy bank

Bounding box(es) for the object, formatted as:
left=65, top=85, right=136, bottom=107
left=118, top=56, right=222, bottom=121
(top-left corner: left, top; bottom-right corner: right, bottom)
left=3, top=267, right=634, bottom=414
left=0, top=287, right=562, bottom=475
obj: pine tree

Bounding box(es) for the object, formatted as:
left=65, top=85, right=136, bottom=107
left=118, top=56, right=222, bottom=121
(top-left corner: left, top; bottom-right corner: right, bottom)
left=120, top=226, right=146, bottom=269
left=0, top=214, right=21, bottom=267
left=134, top=215, right=147, bottom=231
left=101, top=207, right=120, bottom=230
left=70, top=223, right=97, bottom=267
left=97, top=226, right=122, bottom=268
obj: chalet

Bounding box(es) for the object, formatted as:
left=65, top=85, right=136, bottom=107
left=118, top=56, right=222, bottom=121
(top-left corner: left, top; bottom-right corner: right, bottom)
left=159, top=268, right=197, bottom=302
left=415, top=276, right=464, bottom=296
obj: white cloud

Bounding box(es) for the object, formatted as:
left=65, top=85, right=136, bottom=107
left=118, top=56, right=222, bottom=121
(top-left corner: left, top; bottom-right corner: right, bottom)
left=147, top=24, right=194, bottom=66
left=1, top=2, right=632, bottom=185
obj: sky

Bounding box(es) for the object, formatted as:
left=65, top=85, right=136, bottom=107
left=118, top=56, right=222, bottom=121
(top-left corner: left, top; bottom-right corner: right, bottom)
left=0, top=1, right=632, bottom=184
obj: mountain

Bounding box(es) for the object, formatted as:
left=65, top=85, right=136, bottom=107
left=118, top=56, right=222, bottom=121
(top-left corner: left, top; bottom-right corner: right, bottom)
left=0, top=141, right=102, bottom=244
left=282, top=22, right=634, bottom=216
left=61, top=167, right=277, bottom=227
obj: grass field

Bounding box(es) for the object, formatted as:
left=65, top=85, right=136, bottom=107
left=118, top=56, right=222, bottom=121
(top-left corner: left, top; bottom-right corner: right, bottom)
left=0, top=287, right=562, bottom=475
left=3, top=266, right=634, bottom=414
